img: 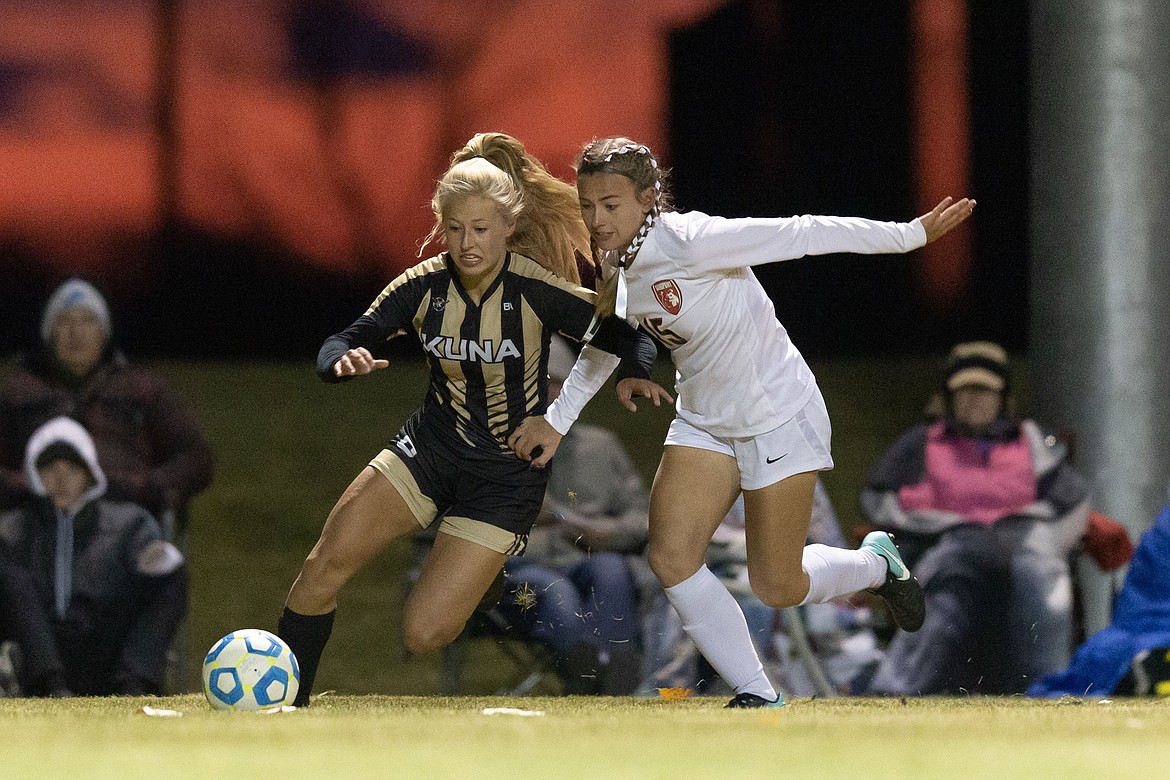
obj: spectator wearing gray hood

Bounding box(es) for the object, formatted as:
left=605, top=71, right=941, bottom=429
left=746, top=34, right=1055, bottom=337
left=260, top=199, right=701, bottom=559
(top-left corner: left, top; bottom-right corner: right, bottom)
left=496, top=335, right=651, bottom=694
left=0, top=417, right=187, bottom=696
left=0, top=278, right=213, bottom=524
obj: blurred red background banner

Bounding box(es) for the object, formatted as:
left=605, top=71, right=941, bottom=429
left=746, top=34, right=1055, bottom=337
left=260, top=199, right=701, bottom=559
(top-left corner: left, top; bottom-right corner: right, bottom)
left=0, top=0, right=728, bottom=282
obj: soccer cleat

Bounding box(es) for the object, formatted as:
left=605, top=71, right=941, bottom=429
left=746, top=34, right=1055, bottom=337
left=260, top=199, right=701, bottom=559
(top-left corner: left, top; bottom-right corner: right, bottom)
left=862, top=530, right=926, bottom=632
left=725, top=692, right=785, bottom=709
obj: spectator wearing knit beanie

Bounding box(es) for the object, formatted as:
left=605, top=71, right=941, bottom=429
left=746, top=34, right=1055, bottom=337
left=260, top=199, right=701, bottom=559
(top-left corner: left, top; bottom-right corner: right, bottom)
left=0, top=278, right=213, bottom=517
left=39, top=278, right=113, bottom=380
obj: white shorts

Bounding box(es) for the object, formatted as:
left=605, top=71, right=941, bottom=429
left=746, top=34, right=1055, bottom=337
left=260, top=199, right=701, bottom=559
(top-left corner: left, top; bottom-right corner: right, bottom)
left=664, top=389, right=833, bottom=491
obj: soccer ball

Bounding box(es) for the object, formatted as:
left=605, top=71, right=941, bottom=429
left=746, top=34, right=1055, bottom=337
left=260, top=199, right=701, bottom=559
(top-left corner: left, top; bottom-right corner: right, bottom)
left=202, top=628, right=300, bottom=711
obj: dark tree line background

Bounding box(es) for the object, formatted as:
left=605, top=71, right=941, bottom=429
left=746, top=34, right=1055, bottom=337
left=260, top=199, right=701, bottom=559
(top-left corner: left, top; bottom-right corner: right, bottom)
left=2, top=0, right=1028, bottom=362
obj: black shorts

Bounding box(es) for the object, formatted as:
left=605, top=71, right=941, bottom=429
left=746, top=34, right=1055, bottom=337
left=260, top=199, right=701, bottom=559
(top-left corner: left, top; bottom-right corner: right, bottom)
left=375, top=407, right=548, bottom=539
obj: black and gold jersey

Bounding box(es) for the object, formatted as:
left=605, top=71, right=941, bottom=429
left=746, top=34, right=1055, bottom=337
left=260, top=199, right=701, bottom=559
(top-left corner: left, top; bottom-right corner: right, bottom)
left=318, top=252, right=612, bottom=454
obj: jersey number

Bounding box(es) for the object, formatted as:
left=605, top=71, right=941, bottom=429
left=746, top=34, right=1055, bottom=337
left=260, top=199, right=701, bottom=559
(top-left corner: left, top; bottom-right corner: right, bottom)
left=642, top=316, right=688, bottom=348
left=395, top=433, right=418, bottom=458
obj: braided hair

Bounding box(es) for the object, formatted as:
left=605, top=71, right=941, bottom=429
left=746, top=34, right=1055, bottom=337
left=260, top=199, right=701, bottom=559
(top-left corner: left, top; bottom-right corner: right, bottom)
left=575, top=137, right=674, bottom=317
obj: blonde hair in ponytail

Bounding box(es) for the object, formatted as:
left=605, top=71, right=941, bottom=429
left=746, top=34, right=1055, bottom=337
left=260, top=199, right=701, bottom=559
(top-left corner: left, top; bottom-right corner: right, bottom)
left=421, top=156, right=524, bottom=257
left=420, top=133, right=589, bottom=285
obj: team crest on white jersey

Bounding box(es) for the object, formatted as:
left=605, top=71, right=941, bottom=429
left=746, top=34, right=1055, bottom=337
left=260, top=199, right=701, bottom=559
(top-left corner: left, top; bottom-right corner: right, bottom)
left=652, top=280, right=682, bottom=315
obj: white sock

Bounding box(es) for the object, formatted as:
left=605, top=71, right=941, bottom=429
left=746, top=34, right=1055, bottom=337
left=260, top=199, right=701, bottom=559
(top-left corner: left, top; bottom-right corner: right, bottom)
left=799, top=544, right=888, bottom=605
left=664, top=565, right=776, bottom=700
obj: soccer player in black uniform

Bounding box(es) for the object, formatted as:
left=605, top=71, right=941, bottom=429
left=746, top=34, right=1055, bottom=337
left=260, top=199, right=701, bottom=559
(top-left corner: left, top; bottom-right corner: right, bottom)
left=277, top=134, right=669, bottom=705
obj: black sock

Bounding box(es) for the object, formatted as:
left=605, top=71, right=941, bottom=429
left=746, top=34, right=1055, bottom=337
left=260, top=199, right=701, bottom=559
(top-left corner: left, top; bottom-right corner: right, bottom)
left=277, top=606, right=335, bottom=706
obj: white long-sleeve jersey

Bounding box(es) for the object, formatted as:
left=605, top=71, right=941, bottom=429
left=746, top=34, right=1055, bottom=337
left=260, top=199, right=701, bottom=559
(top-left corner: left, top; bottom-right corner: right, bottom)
left=547, top=210, right=926, bottom=438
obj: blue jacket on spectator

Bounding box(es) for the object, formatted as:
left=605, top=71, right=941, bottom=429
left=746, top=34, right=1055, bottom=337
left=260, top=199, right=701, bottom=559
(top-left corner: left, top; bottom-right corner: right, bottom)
left=1029, top=500, right=1170, bottom=698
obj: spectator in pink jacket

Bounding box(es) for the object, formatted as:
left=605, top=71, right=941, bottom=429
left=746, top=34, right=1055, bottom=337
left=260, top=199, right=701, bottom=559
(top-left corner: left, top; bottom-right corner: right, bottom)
left=861, top=341, right=1090, bottom=694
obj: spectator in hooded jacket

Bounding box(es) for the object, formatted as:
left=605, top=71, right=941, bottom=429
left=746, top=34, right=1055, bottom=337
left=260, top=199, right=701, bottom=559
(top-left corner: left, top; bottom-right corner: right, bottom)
left=0, top=417, right=188, bottom=696
left=0, top=278, right=213, bottom=526
left=496, top=335, right=651, bottom=694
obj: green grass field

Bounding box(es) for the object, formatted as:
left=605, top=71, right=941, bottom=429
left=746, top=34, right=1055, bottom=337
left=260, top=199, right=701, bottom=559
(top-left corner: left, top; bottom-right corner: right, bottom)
left=12, top=355, right=1164, bottom=779
left=1, top=694, right=1164, bottom=779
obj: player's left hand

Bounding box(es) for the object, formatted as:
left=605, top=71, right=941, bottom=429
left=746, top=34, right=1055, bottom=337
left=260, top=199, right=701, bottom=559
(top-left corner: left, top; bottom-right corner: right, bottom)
left=919, top=196, right=976, bottom=243
left=616, top=378, right=674, bottom=412
left=508, top=415, right=563, bottom=469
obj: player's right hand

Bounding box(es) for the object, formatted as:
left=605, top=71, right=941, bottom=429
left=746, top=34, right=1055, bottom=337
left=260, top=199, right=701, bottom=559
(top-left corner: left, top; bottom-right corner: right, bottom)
left=508, top=415, right=562, bottom=469
left=333, top=348, right=390, bottom=377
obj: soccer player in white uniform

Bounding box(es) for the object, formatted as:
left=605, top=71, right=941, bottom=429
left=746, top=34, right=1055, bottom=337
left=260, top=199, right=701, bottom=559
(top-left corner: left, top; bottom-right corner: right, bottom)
left=509, top=137, right=975, bottom=707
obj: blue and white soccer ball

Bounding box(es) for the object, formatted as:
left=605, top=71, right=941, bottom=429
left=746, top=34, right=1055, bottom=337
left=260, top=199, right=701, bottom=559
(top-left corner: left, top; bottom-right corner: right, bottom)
left=202, top=628, right=300, bottom=711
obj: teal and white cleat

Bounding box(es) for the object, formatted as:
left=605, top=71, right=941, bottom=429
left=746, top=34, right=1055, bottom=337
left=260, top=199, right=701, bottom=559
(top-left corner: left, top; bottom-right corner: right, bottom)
left=725, top=692, right=785, bottom=709
left=862, top=531, right=926, bottom=632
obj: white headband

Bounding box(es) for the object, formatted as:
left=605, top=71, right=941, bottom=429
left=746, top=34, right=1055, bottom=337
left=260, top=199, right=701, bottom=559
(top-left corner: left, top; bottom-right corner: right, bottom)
left=599, top=144, right=662, bottom=202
